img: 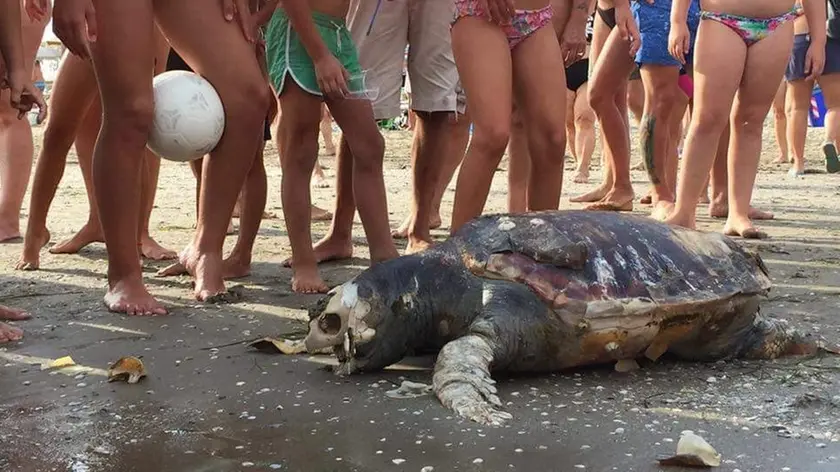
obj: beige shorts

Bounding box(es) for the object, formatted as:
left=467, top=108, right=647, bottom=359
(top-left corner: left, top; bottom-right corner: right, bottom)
left=347, top=0, right=466, bottom=120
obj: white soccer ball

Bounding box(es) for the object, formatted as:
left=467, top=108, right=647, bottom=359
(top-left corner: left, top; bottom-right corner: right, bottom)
left=148, top=70, right=225, bottom=162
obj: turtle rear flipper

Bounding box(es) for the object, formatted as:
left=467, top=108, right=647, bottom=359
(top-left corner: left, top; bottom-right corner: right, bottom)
left=433, top=334, right=513, bottom=426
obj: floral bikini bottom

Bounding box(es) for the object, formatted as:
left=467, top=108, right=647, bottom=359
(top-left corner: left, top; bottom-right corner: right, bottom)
left=701, top=5, right=803, bottom=46
left=453, top=0, right=554, bottom=49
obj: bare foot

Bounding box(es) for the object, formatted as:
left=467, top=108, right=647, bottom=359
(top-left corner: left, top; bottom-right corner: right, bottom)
left=311, top=173, right=330, bottom=188
left=708, top=202, right=775, bottom=220
left=662, top=214, right=696, bottom=230
left=772, top=154, right=791, bottom=165
left=16, top=228, right=50, bottom=271
left=311, top=205, right=333, bottom=221
left=0, top=322, right=23, bottom=343
left=0, top=305, right=31, bottom=321
left=391, top=214, right=443, bottom=239
left=650, top=201, right=675, bottom=221
left=570, top=184, right=609, bottom=203
left=630, top=160, right=646, bottom=171
left=262, top=210, right=278, bottom=219
left=291, top=266, right=329, bottom=294
left=281, top=235, right=353, bottom=267
left=227, top=220, right=236, bottom=235
left=573, top=170, right=590, bottom=184
left=723, top=217, right=768, bottom=240
left=222, top=255, right=251, bottom=279
left=0, top=222, right=21, bottom=242
left=156, top=261, right=188, bottom=277
left=182, top=250, right=228, bottom=301
left=103, top=278, right=167, bottom=316
left=141, top=236, right=177, bottom=261
left=698, top=193, right=710, bottom=204
left=49, top=223, right=103, bottom=254
left=585, top=190, right=634, bottom=212
left=405, top=237, right=432, bottom=255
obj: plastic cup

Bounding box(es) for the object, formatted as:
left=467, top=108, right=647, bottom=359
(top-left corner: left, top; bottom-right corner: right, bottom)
left=346, top=70, right=380, bottom=101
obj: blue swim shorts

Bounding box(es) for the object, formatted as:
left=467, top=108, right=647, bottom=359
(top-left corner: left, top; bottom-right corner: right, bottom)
left=632, top=0, right=700, bottom=67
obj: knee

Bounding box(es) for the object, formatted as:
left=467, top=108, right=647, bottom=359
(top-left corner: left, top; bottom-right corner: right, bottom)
left=223, top=79, right=272, bottom=128
left=575, top=112, right=596, bottom=131
left=351, top=132, right=385, bottom=174
left=588, top=86, right=610, bottom=113
left=692, top=109, right=730, bottom=136
left=649, top=90, right=678, bottom=118
left=105, top=96, right=155, bottom=144
left=533, top=128, right=567, bottom=165
left=731, top=107, right=769, bottom=135
left=472, top=123, right=510, bottom=158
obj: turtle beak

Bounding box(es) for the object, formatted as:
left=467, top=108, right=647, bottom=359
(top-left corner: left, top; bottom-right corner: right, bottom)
left=304, top=286, right=351, bottom=354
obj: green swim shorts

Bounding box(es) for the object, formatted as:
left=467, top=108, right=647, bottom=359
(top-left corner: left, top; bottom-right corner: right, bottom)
left=265, top=9, right=363, bottom=97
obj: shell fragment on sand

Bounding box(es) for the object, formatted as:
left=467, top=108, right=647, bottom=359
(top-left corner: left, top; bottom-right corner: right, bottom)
left=40, top=356, right=76, bottom=370
left=658, top=430, right=722, bottom=467
left=107, top=356, right=147, bottom=384
left=385, top=380, right=434, bottom=399
left=249, top=337, right=333, bottom=355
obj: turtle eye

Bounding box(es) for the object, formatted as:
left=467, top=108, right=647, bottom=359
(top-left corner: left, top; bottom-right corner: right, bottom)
left=318, top=313, right=343, bottom=335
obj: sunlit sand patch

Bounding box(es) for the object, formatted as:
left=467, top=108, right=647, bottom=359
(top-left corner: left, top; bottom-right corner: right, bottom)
left=68, top=322, right=149, bottom=336
left=762, top=258, right=840, bottom=269
left=773, top=283, right=840, bottom=294
left=649, top=407, right=834, bottom=440
left=0, top=352, right=109, bottom=377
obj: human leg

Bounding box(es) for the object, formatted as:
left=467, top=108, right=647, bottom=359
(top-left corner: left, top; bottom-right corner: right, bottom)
left=449, top=16, right=512, bottom=233
left=573, top=82, right=597, bottom=184
left=785, top=79, right=814, bottom=174
left=817, top=70, right=840, bottom=173
left=156, top=0, right=270, bottom=299
left=48, top=97, right=103, bottom=255
left=224, top=143, right=267, bottom=279
left=89, top=0, right=164, bottom=315
left=0, top=1, right=49, bottom=241
left=584, top=27, right=635, bottom=210
left=771, top=80, right=789, bottom=164
left=512, top=26, right=568, bottom=211
left=507, top=103, right=530, bottom=213
left=724, top=21, right=794, bottom=238
left=663, top=19, right=746, bottom=229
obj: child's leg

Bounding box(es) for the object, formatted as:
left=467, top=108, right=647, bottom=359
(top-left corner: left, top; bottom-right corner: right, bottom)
left=784, top=79, right=814, bottom=174
left=326, top=99, right=398, bottom=262
left=583, top=28, right=635, bottom=210
left=156, top=0, right=270, bottom=300
left=17, top=53, right=97, bottom=270
left=666, top=94, right=689, bottom=197
left=573, top=83, right=597, bottom=183
left=0, top=0, right=49, bottom=242
left=278, top=82, right=328, bottom=292
left=449, top=17, right=512, bottom=233
left=507, top=104, right=530, bottom=213
left=725, top=24, right=794, bottom=239
left=512, top=27, right=567, bottom=211
left=626, top=76, right=645, bottom=126
left=771, top=80, right=789, bottom=164
left=138, top=150, right=176, bottom=260
left=47, top=97, right=103, bottom=255
left=225, top=143, right=267, bottom=279
left=663, top=20, right=746, bottom=229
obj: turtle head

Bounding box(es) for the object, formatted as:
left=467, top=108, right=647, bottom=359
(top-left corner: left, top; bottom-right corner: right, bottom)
left=305, top=280, right=395, bottom=374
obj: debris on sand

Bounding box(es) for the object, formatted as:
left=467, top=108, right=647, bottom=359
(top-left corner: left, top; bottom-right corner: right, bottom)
left=41, top=356, right=76, bottom=370
left=615, top=359, right=640, bottom=373
left=385, top=380, right=433, bottom=399
left=249, top=337, right=334, bottom=355
left=107, top=356, right=146, bottom=384
left=658, top=430, right=721, bottom=468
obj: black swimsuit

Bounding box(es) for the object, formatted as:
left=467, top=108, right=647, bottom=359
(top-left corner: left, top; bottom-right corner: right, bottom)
left=596, top=7, right=616, bottom=29
left=565, top=14, right=594, bottom=92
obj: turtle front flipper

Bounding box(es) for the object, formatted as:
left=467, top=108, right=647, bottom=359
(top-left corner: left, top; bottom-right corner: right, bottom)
left=742, top=316, right=839, bottom=359
left=432, top=334, right=513, bottom=426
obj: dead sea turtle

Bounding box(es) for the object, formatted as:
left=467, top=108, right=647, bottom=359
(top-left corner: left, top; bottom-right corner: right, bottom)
left=304, top=211, right=833, bottom=425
